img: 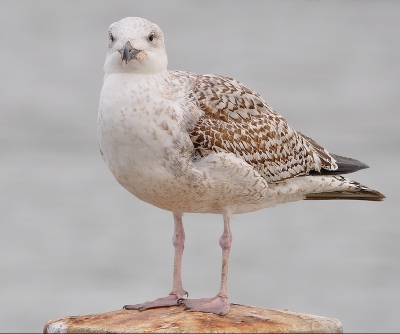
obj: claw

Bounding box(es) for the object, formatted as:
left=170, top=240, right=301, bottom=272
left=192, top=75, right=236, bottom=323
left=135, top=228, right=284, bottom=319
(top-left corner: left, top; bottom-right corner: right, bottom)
left=184, top=307, right=191, bottom=311
left=185, top=291, right=189, bottom=297
left=177, top=298, right=185, bottom=304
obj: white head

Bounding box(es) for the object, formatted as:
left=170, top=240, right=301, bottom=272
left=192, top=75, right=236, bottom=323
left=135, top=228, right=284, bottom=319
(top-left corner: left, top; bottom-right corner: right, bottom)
left=104, top=17, right=168, bottom=75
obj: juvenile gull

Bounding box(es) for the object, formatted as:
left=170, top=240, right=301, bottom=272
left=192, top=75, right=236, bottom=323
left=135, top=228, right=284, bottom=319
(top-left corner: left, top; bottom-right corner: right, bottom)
left=97, top=17, right=384, bottom=315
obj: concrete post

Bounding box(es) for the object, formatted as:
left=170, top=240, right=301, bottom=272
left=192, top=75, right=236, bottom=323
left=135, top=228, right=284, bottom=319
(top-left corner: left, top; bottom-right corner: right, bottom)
left=44, top=304, right=342, bottom=333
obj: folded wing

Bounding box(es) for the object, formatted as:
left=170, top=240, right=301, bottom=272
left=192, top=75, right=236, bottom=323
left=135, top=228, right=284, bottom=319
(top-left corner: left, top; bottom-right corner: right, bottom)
left=187, top=74, right=349, bottom=182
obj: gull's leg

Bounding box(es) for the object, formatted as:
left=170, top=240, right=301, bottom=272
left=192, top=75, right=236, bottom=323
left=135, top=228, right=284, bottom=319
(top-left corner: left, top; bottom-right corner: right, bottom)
left=169, top=212, right=188, bottom=298
left=178, top=211, right=232, bottom=315
left=124, top=212, right=188, bottom=310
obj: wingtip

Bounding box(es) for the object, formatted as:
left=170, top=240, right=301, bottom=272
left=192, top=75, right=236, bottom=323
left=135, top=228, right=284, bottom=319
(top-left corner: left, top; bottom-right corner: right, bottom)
left=331, top=154, right=370, bottom=174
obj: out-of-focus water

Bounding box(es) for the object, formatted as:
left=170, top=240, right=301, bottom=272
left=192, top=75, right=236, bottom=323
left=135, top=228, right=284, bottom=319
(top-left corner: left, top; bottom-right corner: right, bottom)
left=1, top=1, right=399, bottom=332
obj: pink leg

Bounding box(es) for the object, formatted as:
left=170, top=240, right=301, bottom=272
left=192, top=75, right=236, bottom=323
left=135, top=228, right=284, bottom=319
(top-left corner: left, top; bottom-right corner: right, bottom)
left=178, top=212, right=232, bottom=315
left=124, top=212, right=188, bottom=311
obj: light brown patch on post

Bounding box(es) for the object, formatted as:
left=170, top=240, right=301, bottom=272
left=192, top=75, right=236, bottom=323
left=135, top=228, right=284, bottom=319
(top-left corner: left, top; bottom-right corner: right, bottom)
left=43, top=305, right=343, bottom=333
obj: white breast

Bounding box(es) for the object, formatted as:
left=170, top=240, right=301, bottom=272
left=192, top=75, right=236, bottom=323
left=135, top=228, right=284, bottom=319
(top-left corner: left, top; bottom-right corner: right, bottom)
left=97, top=72, right=206, bottom=211
left=98, top=72, right=177, bottom=160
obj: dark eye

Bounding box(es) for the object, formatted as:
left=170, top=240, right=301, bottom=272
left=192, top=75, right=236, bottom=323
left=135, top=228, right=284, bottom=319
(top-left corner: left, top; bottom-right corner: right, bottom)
left=109, top=32, right=114, bottom=43
left=148, top=33, right=155, bottom=42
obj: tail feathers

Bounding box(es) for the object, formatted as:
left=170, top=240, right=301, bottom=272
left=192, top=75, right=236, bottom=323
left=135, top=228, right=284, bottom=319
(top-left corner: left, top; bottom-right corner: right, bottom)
left=306, top=188, right=385, bottom=201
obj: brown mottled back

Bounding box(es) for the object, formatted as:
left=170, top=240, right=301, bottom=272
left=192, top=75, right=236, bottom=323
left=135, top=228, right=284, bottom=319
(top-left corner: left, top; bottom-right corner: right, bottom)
left=178, top=73, right=338, bottom=182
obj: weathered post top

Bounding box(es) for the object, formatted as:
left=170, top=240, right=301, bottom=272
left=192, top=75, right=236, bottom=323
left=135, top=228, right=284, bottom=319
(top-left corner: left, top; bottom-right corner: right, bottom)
left=44, top=304, right=343, bottom=333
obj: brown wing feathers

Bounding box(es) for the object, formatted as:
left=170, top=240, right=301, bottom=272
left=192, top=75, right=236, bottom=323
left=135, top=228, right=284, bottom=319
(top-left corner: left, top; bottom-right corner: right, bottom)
left=189, top=74, right=341, bottom=182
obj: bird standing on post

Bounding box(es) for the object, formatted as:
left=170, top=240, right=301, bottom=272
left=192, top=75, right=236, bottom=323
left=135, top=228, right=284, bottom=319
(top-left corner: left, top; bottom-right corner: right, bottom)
left=97, top=17, right=384, bottom=315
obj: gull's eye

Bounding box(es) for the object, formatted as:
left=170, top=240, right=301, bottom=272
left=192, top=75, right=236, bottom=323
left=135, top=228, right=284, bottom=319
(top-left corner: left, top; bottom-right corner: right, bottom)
left=148, top=33, right=155, bottom=42
left=109, top=32, right=114, bottom=43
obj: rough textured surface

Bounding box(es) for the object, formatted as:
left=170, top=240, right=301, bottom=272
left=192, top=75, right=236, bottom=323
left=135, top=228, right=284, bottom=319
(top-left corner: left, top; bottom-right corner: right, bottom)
left=43, top=304, right=343, bottom=333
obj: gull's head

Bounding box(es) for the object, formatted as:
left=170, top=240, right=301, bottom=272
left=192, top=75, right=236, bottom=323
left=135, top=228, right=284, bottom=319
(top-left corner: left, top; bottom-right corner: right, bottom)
left=104, top=17, right=168, bottom=75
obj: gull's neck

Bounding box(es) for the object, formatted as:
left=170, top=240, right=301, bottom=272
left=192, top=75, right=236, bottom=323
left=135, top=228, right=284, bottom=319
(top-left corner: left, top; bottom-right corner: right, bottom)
left=104, top=69, right=169, bottom=82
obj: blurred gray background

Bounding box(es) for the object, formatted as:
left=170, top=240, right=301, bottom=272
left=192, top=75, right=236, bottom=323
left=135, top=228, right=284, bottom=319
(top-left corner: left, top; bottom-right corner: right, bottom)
left=1, top=1, right=399, bottom=332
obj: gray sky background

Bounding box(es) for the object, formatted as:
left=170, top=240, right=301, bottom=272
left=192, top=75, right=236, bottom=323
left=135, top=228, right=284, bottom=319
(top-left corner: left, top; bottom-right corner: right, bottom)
left=1, top=1, right=399, bottom=332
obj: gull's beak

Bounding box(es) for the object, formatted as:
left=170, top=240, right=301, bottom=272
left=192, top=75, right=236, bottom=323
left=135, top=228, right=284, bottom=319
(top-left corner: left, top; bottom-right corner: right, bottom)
left=119, top=41, right=141, bottom=65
